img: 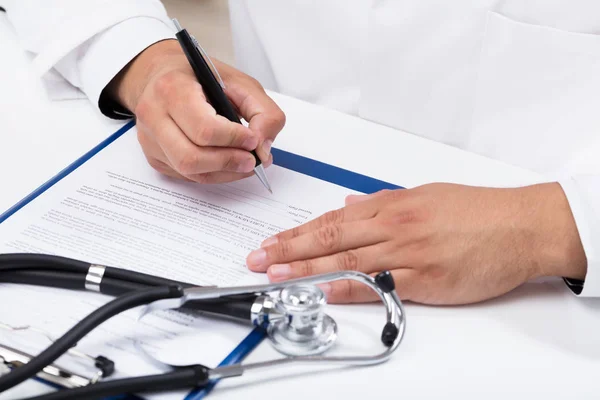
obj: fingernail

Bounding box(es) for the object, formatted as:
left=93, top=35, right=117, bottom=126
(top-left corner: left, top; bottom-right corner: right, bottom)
left=318, top=283, right=332, bottom=297
left=262, top=140, right=273, bottom=156
left=268, top=264, right=291, bottom=280
left=261, top=236, right=278, bottom=248
left=238, top=157, right=256, bottom=173
left=247, top=248, right=267, bottom=267
left=242, top=136, right=258, bottom=151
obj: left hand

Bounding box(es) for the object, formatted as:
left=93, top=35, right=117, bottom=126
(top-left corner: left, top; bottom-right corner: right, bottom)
left=246, top=183, right=587, bottom=305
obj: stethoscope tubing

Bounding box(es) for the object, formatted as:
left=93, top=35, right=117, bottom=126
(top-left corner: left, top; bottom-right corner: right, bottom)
left=0, top=285, right=195, bottom=395
left=0, top=254, right=407, bottom=399
left=25, top=365, right=210, bottom=400
left=0, top=253, right=191, bottom=291
left=0, top=253, right=258, bottom=319
left=0, top=253, right=258, bottom=396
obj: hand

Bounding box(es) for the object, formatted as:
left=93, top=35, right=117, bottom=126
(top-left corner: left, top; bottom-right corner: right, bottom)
left=246, top=183, right=587, bottom=305
left=108, top=40, right=285, bottom=184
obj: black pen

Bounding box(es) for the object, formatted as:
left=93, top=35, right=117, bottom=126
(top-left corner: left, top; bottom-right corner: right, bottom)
left=172, top=18, right=272, bottom=193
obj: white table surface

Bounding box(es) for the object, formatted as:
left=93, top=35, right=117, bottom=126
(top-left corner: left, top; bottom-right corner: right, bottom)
left=2, top=13, right=600, bottom=400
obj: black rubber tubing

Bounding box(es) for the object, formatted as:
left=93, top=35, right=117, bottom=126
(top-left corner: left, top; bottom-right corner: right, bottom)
left=20, top=366, right=210, bottom=400
left=0, top=253, right=192, bottom=288
left=0, top=269, right=256, bottom=320
left=0, top=285, right=185, bottom=393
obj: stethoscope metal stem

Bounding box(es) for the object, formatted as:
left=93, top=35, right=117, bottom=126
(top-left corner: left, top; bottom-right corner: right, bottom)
left=140, top=270, right=406, bottom=382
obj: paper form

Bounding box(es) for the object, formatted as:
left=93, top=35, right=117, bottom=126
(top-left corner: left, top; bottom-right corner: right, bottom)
left=0, top=126, right=358, bottom=399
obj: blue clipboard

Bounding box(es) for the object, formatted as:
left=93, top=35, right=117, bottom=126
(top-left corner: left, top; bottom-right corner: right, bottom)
left=0, top=121, right=402, bottom=399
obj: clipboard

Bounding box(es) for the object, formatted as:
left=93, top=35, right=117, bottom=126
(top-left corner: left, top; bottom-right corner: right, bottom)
left=0, top=120, right=402, bottom=399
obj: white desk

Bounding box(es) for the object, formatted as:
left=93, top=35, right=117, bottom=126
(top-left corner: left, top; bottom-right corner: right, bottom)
left=2, top=13, right=600, bottom=400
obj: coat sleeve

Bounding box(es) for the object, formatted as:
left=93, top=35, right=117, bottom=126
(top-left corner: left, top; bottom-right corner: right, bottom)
left=1, top=0, right=175, bottom=118
left=559, top=176, right=600, bottom=296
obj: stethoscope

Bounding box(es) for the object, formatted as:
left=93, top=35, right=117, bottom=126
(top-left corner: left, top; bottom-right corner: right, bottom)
left=0, top=253, right=406, bottom=399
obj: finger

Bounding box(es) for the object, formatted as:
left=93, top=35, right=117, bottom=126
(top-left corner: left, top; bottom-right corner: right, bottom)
left=149, top=158, right=193, bottom=181
left=137, top=127, right=191, bottom=181
left=225, top=81, right=285, bottom=161
left=323, top=269, right=416, bottom=304
left=266, top=248, right=387, bottom=284
left=170, top=96, right=259, bottom=150
left=264, top=241, right=401, bottom=280
left=139, top=122, right=253, bottom=184
left=188, top=171, right=253, bottom=184
left=345, top=189, right=393, bottom=205
left=162, top=73, right=259, bottom=150
left=187, top=153, right=273, bottom=184
left=247, top=219, right=386, bottom=272
left=151, top=116, right=257, bottom=175
left=267, top=242, right=417, bottom=282
left=262, top=201, right=381, bottom=245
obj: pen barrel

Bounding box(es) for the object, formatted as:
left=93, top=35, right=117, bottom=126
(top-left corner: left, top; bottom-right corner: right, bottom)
left=175, top=29, right=262, bottom=167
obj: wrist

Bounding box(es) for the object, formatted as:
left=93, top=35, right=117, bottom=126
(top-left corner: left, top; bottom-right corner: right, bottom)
left=107, top=39, right=182, bottom=112
left=522, top=183, right=587, bottom=280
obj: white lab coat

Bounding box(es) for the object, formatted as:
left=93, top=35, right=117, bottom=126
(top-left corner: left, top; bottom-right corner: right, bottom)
left=2, top=0, right=600, bottom=296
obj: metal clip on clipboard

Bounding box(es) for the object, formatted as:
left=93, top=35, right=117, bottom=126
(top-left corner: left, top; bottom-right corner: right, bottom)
left=0, top=343, right=95, bottom=388
left=0, top=324, right=115, bottom=389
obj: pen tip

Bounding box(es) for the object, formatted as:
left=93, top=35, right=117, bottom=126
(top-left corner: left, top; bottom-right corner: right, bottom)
left=254, top=165, right=273, bottom=194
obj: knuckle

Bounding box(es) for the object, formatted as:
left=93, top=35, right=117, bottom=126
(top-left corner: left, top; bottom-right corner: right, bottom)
left=275, top=109, right=286, bottom=128
left=391, top=209, right=421, bottom=225
left=195, top=122, right=214, bottom=146
left=314, top=225, right=342, bottom=250
left=133, top=98, right=151, bottom=121
left=387, top=189, right=405, bottom=201
left=299, top=259, right=316, bottom=277
left=154, top=71, right=178, bottom=98
left=174, top=152, right=198, bottom=175
left=422, top=265, right=447, bottom=282
left=221, top=153, right=238, bottom=171
left=224, top=123, right=240, bottom=147
left=192, top=174, right=211, bottom=185
left=376, top=189, right=393, bottom=198
left=264, top=110, right=286, bottom=133
left=289, top=226, right=303, bottom=239
left=336, top=250, right=360, bottom=271
left=147, top=157, right=165, bottom=172
left=321, top=209, right=344, bottom=226
left=275, top=240, right=293, bottom=260
left=246, top=75, right=262, bottom=89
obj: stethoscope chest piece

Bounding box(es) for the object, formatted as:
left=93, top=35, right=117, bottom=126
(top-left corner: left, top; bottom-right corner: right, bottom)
left=0, top=252, right=406, bottom=397
left=268, top=283, right=337, bottom=356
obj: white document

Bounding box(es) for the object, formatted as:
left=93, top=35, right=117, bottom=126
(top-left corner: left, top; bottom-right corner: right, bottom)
left=0, top=125, right=357, bottom=399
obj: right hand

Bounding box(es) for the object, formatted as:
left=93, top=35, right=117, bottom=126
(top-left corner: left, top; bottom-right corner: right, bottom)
left=108, top=39, right=285, bottom=184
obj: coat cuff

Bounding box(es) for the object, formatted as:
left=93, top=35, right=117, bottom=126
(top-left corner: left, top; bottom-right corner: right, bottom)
left=559, top=177, right=600, bottom=296
left=79, top=17, right=176, bottom=119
